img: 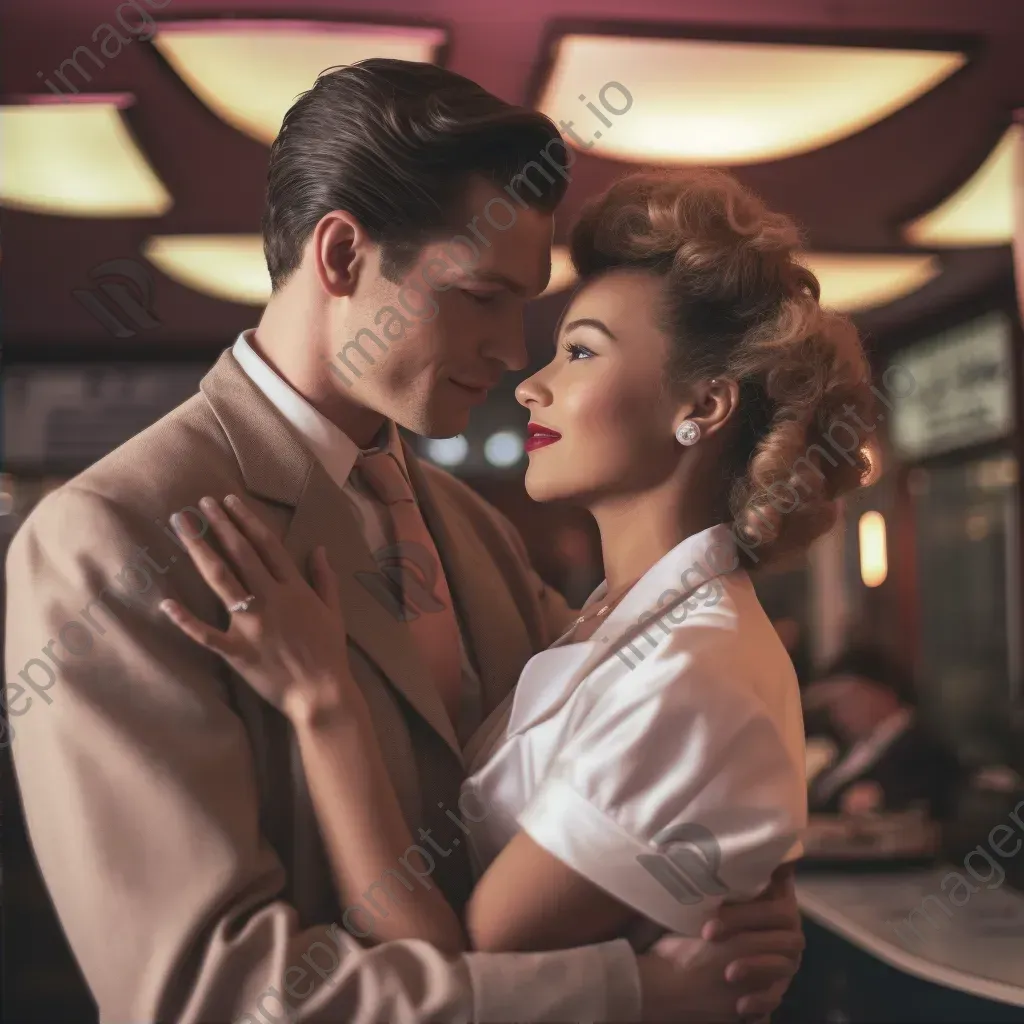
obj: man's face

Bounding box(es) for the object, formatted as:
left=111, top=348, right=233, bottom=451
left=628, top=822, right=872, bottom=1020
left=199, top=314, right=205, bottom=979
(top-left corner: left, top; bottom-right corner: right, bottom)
left=329, top=177, right=554, bottom=437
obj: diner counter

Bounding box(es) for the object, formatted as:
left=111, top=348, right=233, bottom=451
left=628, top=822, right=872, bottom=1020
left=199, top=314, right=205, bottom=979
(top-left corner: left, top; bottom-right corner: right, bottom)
left=796, top=869, right=1024, bottom=1007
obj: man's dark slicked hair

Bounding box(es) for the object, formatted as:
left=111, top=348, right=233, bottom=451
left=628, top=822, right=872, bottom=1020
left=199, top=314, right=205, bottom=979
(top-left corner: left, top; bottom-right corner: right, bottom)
left=262, top=58, right=571, bottom=290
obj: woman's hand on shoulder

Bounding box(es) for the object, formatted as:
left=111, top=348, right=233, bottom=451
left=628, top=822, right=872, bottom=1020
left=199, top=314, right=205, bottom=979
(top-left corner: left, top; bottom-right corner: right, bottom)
left=160, top=494, right=361, bottom=722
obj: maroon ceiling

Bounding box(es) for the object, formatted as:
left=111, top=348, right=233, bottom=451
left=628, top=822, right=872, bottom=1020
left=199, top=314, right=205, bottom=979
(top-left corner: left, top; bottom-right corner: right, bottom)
left=3, top=0, right=1023, bottom=364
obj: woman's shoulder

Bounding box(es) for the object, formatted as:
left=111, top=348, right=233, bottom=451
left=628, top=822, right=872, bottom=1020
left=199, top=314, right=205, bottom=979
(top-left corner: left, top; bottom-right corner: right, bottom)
left=592, top=575, right=796, bottom=721
left=608, top=567, right=777, bottom=669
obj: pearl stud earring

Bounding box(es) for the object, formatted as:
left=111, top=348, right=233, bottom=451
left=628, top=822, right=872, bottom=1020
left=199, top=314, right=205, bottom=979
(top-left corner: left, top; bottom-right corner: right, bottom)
left=675, top=420, right=701, bottom=446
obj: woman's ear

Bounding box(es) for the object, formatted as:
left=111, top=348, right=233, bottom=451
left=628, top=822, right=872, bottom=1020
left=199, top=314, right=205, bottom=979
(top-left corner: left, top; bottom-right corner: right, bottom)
left=311, top=210, right=372, bottom=299
left=678, top=378, right=740, bottom=439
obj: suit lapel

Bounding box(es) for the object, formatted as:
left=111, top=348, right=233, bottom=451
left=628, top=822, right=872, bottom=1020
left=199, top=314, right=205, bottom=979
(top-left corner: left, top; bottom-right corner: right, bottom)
left=281, top=462, right=463, bottom=761
left=403, top=445, right=534, bottom=720
left=200, top=349, right=462, bottom=762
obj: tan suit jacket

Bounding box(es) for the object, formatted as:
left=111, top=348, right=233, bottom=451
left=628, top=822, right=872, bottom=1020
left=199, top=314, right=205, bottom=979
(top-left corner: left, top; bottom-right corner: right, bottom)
left=4, top=350, right=640, bottom=1023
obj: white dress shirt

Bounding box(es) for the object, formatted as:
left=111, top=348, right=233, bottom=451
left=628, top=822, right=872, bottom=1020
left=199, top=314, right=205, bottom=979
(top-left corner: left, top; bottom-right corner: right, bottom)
left=462, top=524, right=808, bottom=941
left=232, top=331, right=485, bottom=743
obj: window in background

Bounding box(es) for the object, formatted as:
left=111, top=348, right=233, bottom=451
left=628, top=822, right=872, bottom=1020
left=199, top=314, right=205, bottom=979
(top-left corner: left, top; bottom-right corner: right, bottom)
left=3, top=364, right=209, bottom=475
left=885, top=310, right=1018, bottom=766
left=910, top=454, right=1019, bottom=764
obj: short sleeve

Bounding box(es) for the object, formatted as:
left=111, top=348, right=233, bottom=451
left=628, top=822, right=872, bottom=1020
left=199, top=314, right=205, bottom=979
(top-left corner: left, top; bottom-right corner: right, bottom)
left=517, top=627, right=807, bottom=936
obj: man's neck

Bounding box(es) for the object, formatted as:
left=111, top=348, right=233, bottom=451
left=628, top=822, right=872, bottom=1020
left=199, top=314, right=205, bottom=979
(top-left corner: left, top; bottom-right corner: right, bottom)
left=253, top=295, right=385, bottom=448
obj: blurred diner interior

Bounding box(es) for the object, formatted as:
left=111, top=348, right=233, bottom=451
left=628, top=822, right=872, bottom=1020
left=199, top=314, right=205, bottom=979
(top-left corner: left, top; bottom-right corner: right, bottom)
left=3, top=0, right=1024, bottom=1021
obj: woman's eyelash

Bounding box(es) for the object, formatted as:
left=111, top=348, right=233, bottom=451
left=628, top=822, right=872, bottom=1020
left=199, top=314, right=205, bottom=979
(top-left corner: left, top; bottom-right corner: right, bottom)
left=563, top=341, right=594, bottom=361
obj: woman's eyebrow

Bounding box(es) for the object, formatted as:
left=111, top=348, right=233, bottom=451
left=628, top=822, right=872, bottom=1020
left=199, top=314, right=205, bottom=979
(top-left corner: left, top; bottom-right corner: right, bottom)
left=563, top=317, right=618, bottom=341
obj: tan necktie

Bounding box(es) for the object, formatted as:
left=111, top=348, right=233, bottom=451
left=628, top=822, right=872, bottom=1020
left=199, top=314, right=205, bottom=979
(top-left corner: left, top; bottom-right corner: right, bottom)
left=355, top=451, right=464, bottom=728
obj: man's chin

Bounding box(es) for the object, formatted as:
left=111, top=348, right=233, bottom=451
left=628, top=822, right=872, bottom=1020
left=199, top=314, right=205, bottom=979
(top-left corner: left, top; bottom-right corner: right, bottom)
left=428, top=406, right=474, bottom=438
left=398, top=408, right=471, bottom=441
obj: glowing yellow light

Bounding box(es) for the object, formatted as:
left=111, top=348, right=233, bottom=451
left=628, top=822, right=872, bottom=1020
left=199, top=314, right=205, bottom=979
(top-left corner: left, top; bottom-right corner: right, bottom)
left=0, top=97, right=171, bottom=217
left=804, top=253, right=940, bottom=312
left=144, top=235, right=269, bottom=305
left=859, top=511, right=888, bottom=588
left=540, top=250, right=937, bottom=310
left=543, top=245, right=577, bottom=295
left=905, top=124, right=1021, bottom=246
left=538, top=36, right=964, bottom=165
left=146, top=235, right=575, bottom=307
left=153, top=21, right=446, bottom=145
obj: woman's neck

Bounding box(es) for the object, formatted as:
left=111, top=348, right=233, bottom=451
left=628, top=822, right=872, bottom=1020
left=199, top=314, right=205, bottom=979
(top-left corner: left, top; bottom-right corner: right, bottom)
left=590, top=487, right=720, bottom=598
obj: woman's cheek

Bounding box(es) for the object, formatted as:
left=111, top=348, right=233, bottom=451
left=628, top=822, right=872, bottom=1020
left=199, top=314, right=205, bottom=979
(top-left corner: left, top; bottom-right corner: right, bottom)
left=574, top=386, right=642, bottom=474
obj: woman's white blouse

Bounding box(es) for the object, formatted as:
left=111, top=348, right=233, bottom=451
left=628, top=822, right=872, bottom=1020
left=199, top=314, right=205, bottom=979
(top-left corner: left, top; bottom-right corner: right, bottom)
left=460, top=524, right=807, bottom=938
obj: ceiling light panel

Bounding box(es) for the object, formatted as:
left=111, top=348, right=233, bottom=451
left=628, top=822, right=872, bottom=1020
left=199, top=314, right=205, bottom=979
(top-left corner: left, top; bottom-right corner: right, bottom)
left=145, top=237, right=578, bottom=307
left=537, top=35, right=964, bottom=165
left=154, top=21, right=446, bottom=145
left=1, top=96, right=171, bottom=217
left=543, top=245, right=577, bottom=295
left=803, top=253, right=940, bottom=312
left=144, top=235, right=269, bottom=305
left=904, top=124, right=1021, bottom=246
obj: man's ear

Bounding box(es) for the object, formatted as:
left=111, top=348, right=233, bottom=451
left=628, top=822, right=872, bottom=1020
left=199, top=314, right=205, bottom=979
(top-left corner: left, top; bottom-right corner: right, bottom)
left=310, top=210, right=373, bottom=299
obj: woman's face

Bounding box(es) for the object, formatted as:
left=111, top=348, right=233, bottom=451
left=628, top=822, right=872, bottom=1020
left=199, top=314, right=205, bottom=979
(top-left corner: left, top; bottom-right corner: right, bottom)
left=515, top=268, right=683, bottom=505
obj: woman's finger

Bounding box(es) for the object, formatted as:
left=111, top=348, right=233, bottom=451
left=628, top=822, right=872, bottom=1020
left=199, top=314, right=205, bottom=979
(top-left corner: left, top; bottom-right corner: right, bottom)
left=161, top=599, right=237, bottom=660
left=726, top=953, right=799, bottom=987
left=222, top=494, right=296, bottom=583
left=172, top=510, right=254, bottom=611
left=311, top=546, right=342, bottom=613
left=736, top=978, right=789, bottom=1018
left=722, top=929, right=805, bottom=975
left=195, top=497, right=275, bottom=595
left=705, top=892, right=801, bottom=939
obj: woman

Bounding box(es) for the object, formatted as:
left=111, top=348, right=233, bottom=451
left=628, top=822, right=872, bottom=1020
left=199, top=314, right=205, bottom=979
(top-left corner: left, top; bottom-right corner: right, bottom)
left=162, top=168, right=873, bottom=958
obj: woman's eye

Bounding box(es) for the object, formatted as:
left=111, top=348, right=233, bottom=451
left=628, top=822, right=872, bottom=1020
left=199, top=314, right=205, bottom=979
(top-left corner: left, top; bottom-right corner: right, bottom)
left=564, top=341, right=594, bottom=361
left=464, top=290, right=498, bottom=305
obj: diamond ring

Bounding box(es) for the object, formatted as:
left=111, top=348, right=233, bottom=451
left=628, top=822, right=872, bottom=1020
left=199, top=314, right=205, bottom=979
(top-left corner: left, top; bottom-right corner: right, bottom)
left=228, top=594, right=257, bottom=613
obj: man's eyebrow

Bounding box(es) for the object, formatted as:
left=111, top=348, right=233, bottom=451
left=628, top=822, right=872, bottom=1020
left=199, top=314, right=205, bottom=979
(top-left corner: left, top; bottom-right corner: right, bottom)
left=464, top=270, right=530, bottom=297
left=562, top=317, right=618, bottom=341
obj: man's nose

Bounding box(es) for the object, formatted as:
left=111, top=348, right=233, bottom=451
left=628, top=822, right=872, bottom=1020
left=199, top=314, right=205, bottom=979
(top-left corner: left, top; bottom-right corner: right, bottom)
left=487, top=314, right=528, bottom=373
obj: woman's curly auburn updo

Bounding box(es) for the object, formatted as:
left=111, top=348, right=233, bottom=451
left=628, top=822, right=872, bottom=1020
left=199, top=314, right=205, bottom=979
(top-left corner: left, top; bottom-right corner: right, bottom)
left=569, top=168, right=876, bottom=569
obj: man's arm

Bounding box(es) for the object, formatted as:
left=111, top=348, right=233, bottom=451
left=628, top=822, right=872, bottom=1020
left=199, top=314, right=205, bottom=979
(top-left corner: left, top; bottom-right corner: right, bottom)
left=3, top=485, right=641, bottom=1023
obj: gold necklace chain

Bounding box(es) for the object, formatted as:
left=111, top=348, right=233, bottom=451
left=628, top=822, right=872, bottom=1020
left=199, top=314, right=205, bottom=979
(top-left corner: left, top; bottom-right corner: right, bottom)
left=570, top=574, right=642, bottom=631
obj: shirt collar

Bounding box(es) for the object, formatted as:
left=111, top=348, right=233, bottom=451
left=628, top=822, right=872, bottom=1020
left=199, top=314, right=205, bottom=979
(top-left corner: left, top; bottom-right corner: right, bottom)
left=232, top=330, right=409, bottom=488
left=581, top=523, right=740, bottom=622
left=551, top=523, right=740, bottom=655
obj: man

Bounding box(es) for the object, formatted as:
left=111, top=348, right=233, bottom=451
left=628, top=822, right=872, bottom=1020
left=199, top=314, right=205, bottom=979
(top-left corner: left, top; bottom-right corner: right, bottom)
left=5, top=59, right=803, bottom=1022
left=805, top=646, right=960, bottom=818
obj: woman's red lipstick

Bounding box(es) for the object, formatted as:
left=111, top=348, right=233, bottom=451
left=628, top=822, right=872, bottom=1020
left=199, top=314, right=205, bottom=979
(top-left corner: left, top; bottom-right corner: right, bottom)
left=525, top=422, right=561, bottom=452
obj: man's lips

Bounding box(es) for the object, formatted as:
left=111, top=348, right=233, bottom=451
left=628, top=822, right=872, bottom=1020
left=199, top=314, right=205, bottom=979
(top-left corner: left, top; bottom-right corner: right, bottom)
left=450, top=378, right=493, bottom=403
left=525, top=422, right=561, bottom=452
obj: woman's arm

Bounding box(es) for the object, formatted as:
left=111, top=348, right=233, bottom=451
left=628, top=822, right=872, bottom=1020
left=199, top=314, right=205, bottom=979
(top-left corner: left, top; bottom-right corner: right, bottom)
left=465, top=830, right=643, bottom=951
left=465, top=632, right=807, bottom=954
left=290, top=694, right=467, bottom=954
